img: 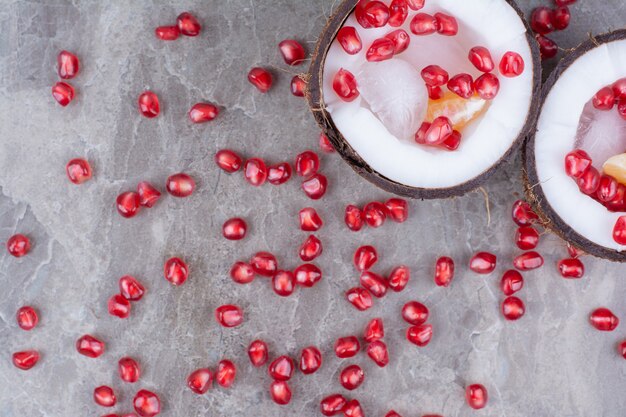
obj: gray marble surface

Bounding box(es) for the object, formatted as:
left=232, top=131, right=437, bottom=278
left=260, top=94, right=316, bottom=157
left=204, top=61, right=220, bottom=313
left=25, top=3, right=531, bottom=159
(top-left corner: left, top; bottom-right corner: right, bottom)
left=1, top=1, right=625, bottom=416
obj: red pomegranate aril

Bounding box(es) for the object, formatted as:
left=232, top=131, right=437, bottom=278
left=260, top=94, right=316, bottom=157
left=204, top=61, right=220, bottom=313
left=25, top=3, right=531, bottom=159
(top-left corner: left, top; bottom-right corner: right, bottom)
left=117, top=191, right=141, bottom=218
left=177, top=12, right=201, bottom=36
left=215, top=304, right=243, bottom=328
left=248, top=67, right=273, bottom=93
left=137, top=182, right=161, bottom=207
left=300, top=346, right=322, bottom=374
left=299, top=207, right=323, bottom=231
left=299, top=235, right=323, bottom=262
left=512, top=200, right=538, bottom=226
left=406, top=0, right=425, bottom=9
left=137, top=91, right=159, bottom=118
left=402, top=301, right=429, bottom=325
left=57, top=50, right=79, bottom=79
left=469, top=252, right=497, bottom=274
left=592, top=86, right=615, bottom=110
left=385, top=29, right=410, bottom=54
left=119, top=275, right=145, bottom=301
left=344, top=399, right=365, bottom=417
left=513, top=251, right=544, bottom=271
left=290, top=76, right=306, bottom=97
left=354, top=245, right=378, bottom=271
left=272, top=270, right=296, bottom=296
left=244, top=158, right=268, bottom=186
left=427, top=85, right=444, bottom=100
left=385, top=412, right=403, bottom=417
left=66, top=158, right=92, bottom=185
left=335, top=336, right=360, bottom=358
left=134, top=390, right=160, bottom=417
left=12, top=350, right=39, bottom=370
left=295, top=151, right=320, bottom=177
left=435, top=12, right=458, bottom=36
left=567, top=242, right=584, bottom=258
left=499, top=51, right=525, bottom=77
left=468, top=46, right=495, bottom=72
left=248, top=340, right=269, bottom=367
left=319, top=132, right=335, bottom=153
left=366, top=37, right=395, bottom=62
left=267, top=162, right=292, bottom=185
left=552, top=6, right=570, bottom=30
left=613, top=216, right=626, bottom=245
left=269, top=355, right=294, bottom=381
left=188, top=103, right=218, bottom=123
left=345, top=205, right=364, bottom=231
left=7, top=234, right=31, bottom=258
left=279, top=39, right=306, bottom=66
left=76, top=334, right=105, bottom=358
left=515, top=226, right=539, bottom=250
left=333, top=68, right=359, bottom=102
left=474, top=73, right=500, bottom=100
left=230, top=262, right=255, bottom=284
left=555, top=0, right=576, bottom=5
left=366, top=340, right=389, bottom=367
left=346, top=287, right=373, bottom=311
left=362, top=1, right=390, bottom=27
left=557, top=258, right=584, bottom=278
left=421, top=65, right=449, bottom=87
left=590, top=308, right=619, bottom=331
left=612, top=78, right=626, bottom=101
left=531, top=7, right=555, bottom=34
left=619, top=340, right=626, bottom=359
left=502, top=296, right=525, bottom=320
left=606, top=184, right=626, bottom=212
left=415, top=122, right=431, bottom=144
left=108, top=294, right=131, bottom=319
left=363, top=201, right=387, bottom=227
left=294, top=263, right=322, bottom=287
left=222, top=218, right=247, bottom=240
left=340, top=364, right=364, bottom=390
left=16, top=306, right=38, bottom=331
left=320, top=394, right=347, bottom=416
left=337, top=26, right=362, bottom=55
left=216, top=360, right=236, bottom=388
left=119, top=357, right=140, bottom=383
left=270, top=380, right=292, bottom=405
left=215, top=149, right=242, bottom=173
left=410, top=13, right=437, bottom=35
left=501, top=269, right=524, bottom=295
left=447, top=73, right=474, bottom=99
left=424, top=116, right=453, bottom=145
left=187, top=368, right=212, bottom=394
left=52, top=81, right=74, bottom=106
left=564, top=149, right=592, bottom=178
left=388, top=0, right=408, bottom=27
left=164, top=257, right=188, bottom=286
left=388, top=265, right=410, bottom=292
left=364, top=318, right=384, bottom=342
left=434, top=256, right=454, bottom=287
left=406, top=324, right=433, bottom=347
left=360, top=271, right=388, bottom=298
left=94, top=386, right=116, bottom=407
left=155, top=25, right=180, bottom=40
left=251, top=252, right=277, bottom=277
left=166, top=173, right=195, bottom=197
left=536, top=34, right=558, bottom=60
left=441, top=130, right=462, bottom=151
left=597, top=175, right=619, bottom=202
left=301, top=173, right=328, bottom=199
left=466, top=384, right=488, bottom=410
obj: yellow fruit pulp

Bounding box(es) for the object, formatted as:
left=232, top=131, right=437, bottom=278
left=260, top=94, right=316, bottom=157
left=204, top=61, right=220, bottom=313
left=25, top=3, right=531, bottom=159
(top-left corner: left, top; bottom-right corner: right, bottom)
left=425, top=91, right=489, bottom=132
left=603, top=153, right=626, bottom=185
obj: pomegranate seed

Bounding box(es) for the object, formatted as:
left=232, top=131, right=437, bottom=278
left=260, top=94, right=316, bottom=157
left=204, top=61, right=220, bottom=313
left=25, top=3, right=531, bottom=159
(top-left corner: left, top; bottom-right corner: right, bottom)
left=346, top=287, right=373, bottom=311
left=278, top=39, right=306, bottom=66
left=12, top=350, right=39, bottom=370
left=555, top=0, right=576, bottom=5
left=557, top=258, right=584, bottom=278
left=7, top=234, right=31, bottom=257
left=434, top=256, right=454, bottom=287
left=299, top=207, right=323, bottom=231
left=222, top=218, right=247, bottom=240
left=366, top=37, right=395, bottom=62
left=385, top=412, right=403, bottom=417
left=119, top=275, right=145, bottom=300
left=466, top=384, right=488, bottom=410
left=597, top=175, right=619, bottom=202
left=230, top=261, right=255, bottom=284
left=363, top=202, right=387, bottom=227
left=606, top=184, right=626, bottom=212
left=215, top=149, right=242, bottom=173
left=251, top=252, right=277, bottom=277
left=366, top=340, right=389, bottom=367
left=360, top=271, right=388, bottom=298
left=469, top=252, right=497, bottom=274
left=299, top=346, right=322, bottom=374
left=164, top=257, right=188, bottom=286
left=402, top=301, right=429, bottom=325
left=421, top=65, right=449, bottom=87
left=440, top=130, right=462, bottom=151
left=16, top=306, right=38, bottom=331
left=590, top=308, right=619, bottom=331
left=530, top=7, right=555, bottom=34
left=612, top=78, right=626, bottom=101
left=435, top=12, right=458, bottom=36
left=290, top=76, right=306, bottom=97
left=499, top=52, right=525, bottom=77
left=270, top=380, right=292, bottom=405
left=345, top=205, right=364, bottom=231
left=410, top=13, right=437, bottom=35
left=388, top=0, right=408, bottom=27
left=320, top=394, right=347, bottom=416
left=188, top=103, right=218, bottom=123
left=216, top=360, right=236, bottom=388
left=500, top=269, right=524, bottom=295
left=299, top=235, right=323, bottom=261
left=385, top=29, right=411, bottom=54
left=512, top=200, right=539, bottom=226
left=108, top=294, right=131, bottom=319
left=66, top=158, right=92, bottom=185
left=336, top=26, right=362, bottom=55
left=613, top=216, right=626, bottom=245
left=294, top=263, right=322, bottom=287
left=51, top=81, right=75, bottom=106
left=94, top=386, right=116, bottom=407
left=406, top=0, right=425, bottom=9
left=244, top=158, right=268, bottom=186
left=166, top=173, right=195, bottom=197
left=502, top=296, right=525, bottom=320
left=536, top=34, right=558, bottom=60
left=119, top=357, right=140, bottom=383
left=76, top=334, right=105, bottom=358
left=564, top=149, right=592, bottom=178
left=515, top=226, right=539, bottom=250
left=319, top=132, right=335, bottom=153
left=592, top=86, right=615, bottom=110
left=301, top=173, right=328, bottom=199
left=137, top=91, right=159, bottom=118
left=248, top=67, right=273, bottom=93
left=177, top=12, right=201, bottom=36
left=269, top=355, right=294, bottom=381
left=116, top=191, right=141, bottom=218
left=354, top=245, right=378, bottom=271
left=468, top=46, right=495, bottom=72
left=513, top=251, right=544, bottom=271
left=137, top=182, right=161, bottom=207
left=447, top=73, right=474, bottom=99
left=388, top=265, right=410, bottom=292
left=427, top=85, right=444, bottom=100
left=364, top=318, right=384, bottom=342
left=344, top=399, right=365, bottom=417
left=57, top=50, right=79, bottom=79
left=619, top=340, right=626, bottom=359
left=267, top=162, right=292, bottom=185
left=335, top=336, right=360, bottom=358
left=133, top=390, right=160, bottom=417
left=340, top=364, right=364, bottom=390
left=333, top=68, right=359, bottom=102
left=248, top=340, right=269, bottom=367
left=567, top=242, right=584, bottom=258
left=295, top=151, right=320, bottom=177
left=155, top=25, right=180, bottom=40
left=361, top=1, right=390, bottom=27
left=552, top=6, right=570, bottom=30
left=474, top=73, right=500, bottom=100
left=272, top=270, right=296, bottom=296
left=406, top=324, right=433, bottom=347
left=187, top=368, right=212, bottom=394
left=424, top=116, right=453, bottom=145
left=215, top=304, right=243, bottom=327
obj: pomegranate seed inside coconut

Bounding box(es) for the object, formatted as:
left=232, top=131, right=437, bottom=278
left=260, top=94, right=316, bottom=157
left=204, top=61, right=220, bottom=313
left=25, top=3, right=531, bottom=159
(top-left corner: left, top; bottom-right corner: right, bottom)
left=216, top=360, right=236, bottom=388
left=552, top=6, right=571, bottom=30
left=278, top=39, right=306, bottom=66
left=269, top=355, right=294, bottom=381
left=57, top=50, right=79, bottom=79
left=66, top=158, right=92, bottom=184
left=360, top=271, right=388, bottom=298
left=346, top=287, right=373, bottom=311
left=388, top=0, right=408, bottom=27
left=137, top=91, right=160, bottom=118
left=335, top=336, right=360, bottom=358
left=515, top=226, right=539, bottom=250
left=447, top=73, right=475, bottom=99
left=320, top=394, right=348, bottom=416
left=536, top=34, right=558, bottom=60
left=230, top=261, right=255, bottom=284
left=116, top=192, right=141, bottom=218
left=345, top=205, right=364, bottom=231
left=76, top=334, right=105, bottom=358
left=502, top=296, right=525, bottom=320
left=294, top=263, right=322, bottom=287
left=119, top=357, right=141, bottom=383
left=410, top=13, right=437, bottom=35
left=299, top=207, right=323, bottom=231
left=388, top=265, right=410, bottom=292
left=336, top=26, right=362, bottom=55
left=215, top=149, right=242, bottom=173
left=215, top=304, right=244, bottom=328
left=597, top=175, right=619, bottom=202
left=421, top=65, right=449, bottom=87
left=424, top=116, right=454, bottom=145
left=499, top=51, right=525, bottom=77
left=270, top=380, right=292, bottom=405
left=500, top=269, right=524, bottom=295
left=557, top=258, right=584, bottom=278
left=354, top=245, right=378, bottom=271
left=187, top=368, right=212, bottom=394
left=164, top=257, right=189, bottom=286
left=133, top=389, right=161, bottom=417
left=301, top=173, right=328, bottom=199
left=361, top=1, right=390, bottom=28
left=512, top=200, right=539, bottom=226
left=340, top=364, right=365, bottom=390
left=222, top=218, right=247, bottom=240
left=248, top=340, right=269, bottom=367
left=564, top=149, right=592, bottom=178
left=366, top=340, right=389, bottom=367
left=589, top=308, right=619, bottom=331
left=364, top=318, right=384, bottom=342
left=166, top=173, right=195, bottom=197
left=94, top=385, right=117, bottom=407
left=250, top=251, right=277, bottom=277
left=244, top=158, right=268, bottom=186
left=272, top=270, right=296, bottom=296
left=290, top=76, right=306, bottom=97
left=16, top=306, right=38, bottom=331
left=592, top=86, right=616, bottom=111
left=333, top=68, right=359, bottom=102
left=469, top=252, right=497, bottom=274
left=248, top=67, right=273, bottom=93
left=402, top=301, right=429, bottom=325
left=530, top=7, right=555, bottom=35
left=474, top=73, right=500, bottom=100
left=119, top=275, right=145, bottom=301
left=7, top=234, right=31, bottom=257
left=513, top=251, right=544, bottom=271
left=295, top=151, right=320, bottom=177
left=577, top=167, right=601, bottom=195
left=108, top=294, right=131, bottom=319
left=12, top=350, right=39, bottom=370
left=428, top=85, right=444, bottom=100
left=434, top=12, right=458, bottom=36
left=188, top=103, right=219, bottom=123
left=434, top=256, right=455, bottom=287
left=384, top=29, right=411, bottom=55
left=363, top=201, right=387, bottom=227
left=155, top=25, right=180, bottom=41
left=466, top=384, right=488, bottom=410
left=612, top=78, right=626, bottom=101
left=299, top=235, right=323, bottom=261
left=177, top=12, right=201, bottom=36
left=366, top=38, right=396, bottom=62
left=52, top=82, right=75, bottom=106
left=300, top=346, right=322, bottom=374
left=612, top=216, right=626, bottom=245
left=406, top=323, right=433, bottom=347
left=468, top=46, right=495, bottom=72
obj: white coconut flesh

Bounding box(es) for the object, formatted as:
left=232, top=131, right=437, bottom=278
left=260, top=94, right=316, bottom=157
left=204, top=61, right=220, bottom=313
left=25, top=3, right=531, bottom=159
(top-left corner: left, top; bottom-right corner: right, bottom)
left=534, top=37, right=626, bottom=251
left=322, top=0, right=535, bottom=189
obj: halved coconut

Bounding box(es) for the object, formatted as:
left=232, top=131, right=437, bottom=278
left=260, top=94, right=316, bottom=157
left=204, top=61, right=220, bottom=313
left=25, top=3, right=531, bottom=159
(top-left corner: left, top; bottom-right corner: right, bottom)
left=525, top=29, right=626, bottom=261
left=307, top=0, right=541, bottom=198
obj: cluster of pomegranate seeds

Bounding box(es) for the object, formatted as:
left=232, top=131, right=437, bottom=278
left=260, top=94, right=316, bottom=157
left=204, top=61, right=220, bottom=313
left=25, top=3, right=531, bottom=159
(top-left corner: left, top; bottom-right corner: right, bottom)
left=344, top=198, right=408, bottom=231
left=402, top=301, right=433, bottom=346
left=592, top=78, right=626, bottom=119
left=529, top=1, right=577, bottom=59
left=7, top=233, right=31, bottom=257
left=52, top=50, right=79, bottom=106
left=187, top=359, right=237, bottom=394
left=466, top=383, right=488, bottom=409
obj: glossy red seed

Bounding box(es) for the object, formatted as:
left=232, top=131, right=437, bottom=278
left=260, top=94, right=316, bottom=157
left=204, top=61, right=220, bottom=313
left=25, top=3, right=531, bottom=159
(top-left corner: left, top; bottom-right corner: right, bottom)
left=466, top=384, right=488, bottom=410
left=299, top=235, right=323, bottom=262
left=248, top=340, right=269, bottom=367
left=406, top=0, right=425, bottom=9
left=294, top=263, right=322, bottom=287
left=499, top=51, right=525, bottom=77
left=502, top=296, right=525, bottom=320
left=301, top=173, right=328, bottom=199
left=364, top=318, right=384, bottom=343
left=360, top=271, right=388, bottom=298
left=424, top=116, right=453, bottom=145
left=290, top=76, right=306, bottom=97
left=552, top=6, right=570, bottom=30
left=320, top=394, right=347, bottom=416
left=555, top=0, right=576, bottom=5
left=345, top=205, right=364, bottom=231
left=593, top=86, right=615, bottom=110
left=230, top=261, right=255, bottom=284
left=346, top=287, right=373, bottom=311
left=606, top=184, right=626, bottom=212
left=618, top=340, right=626, bottom=359
left=177, top=12, right=201, bottom=36
left=269, top=355, right=294, bottom=381
left=244, top=158, right=268, bottom=186
left=272, top=270, right=296, bottom=296
left=597, top=175, right=619, bottom=202
left=469, top=252, right=497, bottom=274
left=319, top=132, right=335, bottom=153
left=567, top=242, right=584, bottom=258
left=421, top=65, right=449, bottom=87
left=335, top=336, right=360, bottom=358
left=248, top=67, right=273, bottom=93
left=590, top=308, right=619, bottom=331
left=406, top=324, right=433, bottom=347
left=76, top=334, right=105, bottom=358
left=250, top=252, right=277, bottom=277
left=16, top=306, right=38, bottom=331
left=564, top=149, right=592, bottom=178
left=189, top=103, right=218, bottom=123
left=66, top=158, right=92, bottom=184
left=215, top=304, right=243, bottom=328
left=166, top=173, right=195, bottom=197
left=295, top=151, right=320, bottom=177
left=333, top=68, right=359, bottom=102
left=500, top=269, right=524, bottom=295
left=119, top=275, right=145, bottom=301
left=474, top=73, right=500, bottom=100
left=137, top=91, right=159, bottom=118
left=215, top=149, right=243, bottom=173
left=402, top=301, right=429, bottom=325
left=119, top=357, right=140, bottom=383
left=155, top=25, right=180, bottom=40
left=536, top=34, right=558, bottom=60
left=447, top=73, right=474, bottom=99
left=336, top=26, right=362, bottom=55
left=340, top=364, right=364, bottom=390
left=52, top=82, right=75, bottom=106
left=7, top=234, right=31, bottom=257
left=427, top=85, right=444, bottom=100
left=216, top=360, right=236, bottom=388
left=441, top=130, right=462, bottom=151
left=613, top=216, right=626, bottom=245
left=361, top=1, right=390, bottom=27
left=299, top=207, right=323, bottom=231
left=515, top=226, right=539, bottom=250
left=363, top=201, right=387, bottom=227
left=434, top=256, right=454, bottom=287
left=557, top=258, right=584, bottom=278
left=384, top=29, right=410, bottom=55
left=366, top=340, right=389, bottom=367
left=108, top=294, right=131, bottom=319
left=137, top=182, right=161, bottom=207
left=388, top=0, right=408, bottom=27
left=117, top=192, right=141, bottom=218
left=385, top=411, right=403, bottom=417
left=512, top=200, right=539, bottom=226
left=12, top=350, right=39, bottom=370
left=57, top=50, right=79, bottom=79
left=94, top=386, right=116, bottom=407
left=435, top=12, right=458, bottom=36
left=612, top=78, right=626, bottom=101
left=468, top=46, right=495, bottom=72
left=270, top=380, right=292, bottom=405
left=344, top=399, right=365, bottom=417
left=354, top=245, right=378, bottom=271
left=410, top=13, right=437, bottom=35
left=366, top=37, right=395, bottom=62
left=187, top=368, right=212, bottom=394
left=531, top=7, right=555, bottom=34
left=387, top=265, right=410, bottom=292
left=222, top=218, right=247, bottom=240
left=164, top=257, right=188, bottom=286
left=300, top=346, right=322, bottom=374
left=133, top=390, right=160, bottom=417
left=279, top=39, right=306, bottom=66
left=513, top=251, right=544, bottom=271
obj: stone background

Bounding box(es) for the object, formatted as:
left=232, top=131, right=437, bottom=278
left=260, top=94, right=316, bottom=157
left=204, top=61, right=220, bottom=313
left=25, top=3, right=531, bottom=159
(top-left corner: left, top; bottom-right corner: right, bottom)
left=0, top=1, right=625, bottom=416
